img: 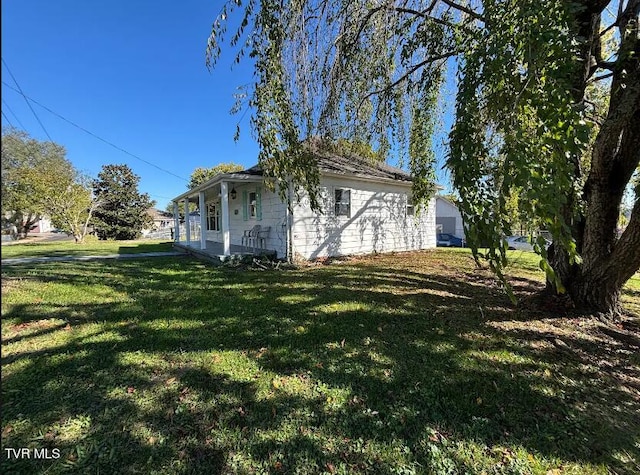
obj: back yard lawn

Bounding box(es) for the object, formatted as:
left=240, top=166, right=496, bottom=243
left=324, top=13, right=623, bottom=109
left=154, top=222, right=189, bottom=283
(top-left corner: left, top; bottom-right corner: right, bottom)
left=1, top=248, right=639, bottom=474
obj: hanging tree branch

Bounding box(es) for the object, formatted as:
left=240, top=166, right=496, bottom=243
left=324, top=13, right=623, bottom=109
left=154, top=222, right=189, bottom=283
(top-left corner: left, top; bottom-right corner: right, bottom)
left=357, top=50, right=460, bottom=111
left=440, top=0, right=485, bottom=22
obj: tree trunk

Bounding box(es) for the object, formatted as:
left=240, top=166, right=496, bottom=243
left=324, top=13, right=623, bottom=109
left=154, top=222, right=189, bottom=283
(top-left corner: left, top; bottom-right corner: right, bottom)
left=569, top=277, right=622, bottom=316
left=547, top=1, right=640, bottom=318
left=19, top=212, right=39, bottom=239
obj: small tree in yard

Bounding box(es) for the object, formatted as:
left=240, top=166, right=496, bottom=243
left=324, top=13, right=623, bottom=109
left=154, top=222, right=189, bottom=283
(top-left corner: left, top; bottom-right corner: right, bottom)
left=48, top=175, right=101, bottom=243
left=92, top=164, right=154, bottom=240
left=208, top=0, right=640, bottom=318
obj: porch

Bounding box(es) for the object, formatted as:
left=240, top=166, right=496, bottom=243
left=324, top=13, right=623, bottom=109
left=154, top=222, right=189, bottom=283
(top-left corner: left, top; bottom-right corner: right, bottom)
left=174, top=238, right=276, bottom=264
left=170, top=168, right=289, bottom=262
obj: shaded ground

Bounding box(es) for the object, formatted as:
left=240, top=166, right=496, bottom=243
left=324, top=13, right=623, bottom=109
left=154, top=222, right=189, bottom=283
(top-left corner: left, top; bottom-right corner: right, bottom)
left=1, top=239, right=174, bottom=259
left=1, top=232, right=75, bottom=246
left=1, top=249, right=638, bottom=474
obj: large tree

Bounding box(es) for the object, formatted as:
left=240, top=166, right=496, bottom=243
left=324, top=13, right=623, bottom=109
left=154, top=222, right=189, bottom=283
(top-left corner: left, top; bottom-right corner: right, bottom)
left=1, top=128, right=76, bottom=237
left=1, top=128, right=101, bottom=243
left=92, top=164, right=154, bottom=240
left=208, top=0, right=639, bottom=317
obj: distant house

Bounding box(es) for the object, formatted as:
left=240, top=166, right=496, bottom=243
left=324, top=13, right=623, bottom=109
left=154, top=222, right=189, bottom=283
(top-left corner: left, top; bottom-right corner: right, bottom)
left=149, top=208, right=174, bottom=230
left=142, top=208, right=174, bottom=237
left=28, top=216, right=54, bottom=233
left=435, top=196, right=466, bottom=239
left=170, top=150, right=441, bottom=260
left=2, top=213, right=53, bottom=235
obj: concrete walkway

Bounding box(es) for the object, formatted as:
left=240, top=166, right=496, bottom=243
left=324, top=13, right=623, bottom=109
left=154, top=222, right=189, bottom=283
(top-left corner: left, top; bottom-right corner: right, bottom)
left=1, top=251, right=186, bottom=266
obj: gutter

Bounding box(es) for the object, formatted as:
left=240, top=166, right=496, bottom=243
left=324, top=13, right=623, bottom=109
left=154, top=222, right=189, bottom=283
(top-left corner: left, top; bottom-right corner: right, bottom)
left=171, top=173, right=265, bottom=202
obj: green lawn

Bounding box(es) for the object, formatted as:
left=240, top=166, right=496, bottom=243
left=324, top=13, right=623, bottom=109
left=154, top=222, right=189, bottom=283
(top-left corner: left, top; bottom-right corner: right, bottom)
left=1, top=239, right=174, bottom=259
left=1, top=246, right=639, bottom=474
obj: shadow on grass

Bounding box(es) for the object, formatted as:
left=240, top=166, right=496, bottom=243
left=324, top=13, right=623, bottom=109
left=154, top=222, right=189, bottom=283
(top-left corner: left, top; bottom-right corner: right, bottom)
left=1, top=241, right=174, bottom=259
left=1, top=255, right=639, bottom=474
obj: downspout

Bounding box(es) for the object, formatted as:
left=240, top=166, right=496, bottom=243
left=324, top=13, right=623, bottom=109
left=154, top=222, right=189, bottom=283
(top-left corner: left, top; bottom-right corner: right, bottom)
left=286, top=178, right=294, bottom=263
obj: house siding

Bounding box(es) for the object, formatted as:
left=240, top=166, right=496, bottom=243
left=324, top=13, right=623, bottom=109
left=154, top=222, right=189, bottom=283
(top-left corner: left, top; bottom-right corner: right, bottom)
left=204, top=183, right=287, bottom=257
left=292, top=176, right=436, bottom=259
left=435, top=197, right=465, bottom=238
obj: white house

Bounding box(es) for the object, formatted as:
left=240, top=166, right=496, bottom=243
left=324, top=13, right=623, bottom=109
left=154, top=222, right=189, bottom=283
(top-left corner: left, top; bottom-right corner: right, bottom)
left=435, top=196, right=465, bottom=239
left=29, top=216, right=54, bottom=233
left=142, top=208, right=174, bottom=237
left=170, top=152, right=439, bottom=261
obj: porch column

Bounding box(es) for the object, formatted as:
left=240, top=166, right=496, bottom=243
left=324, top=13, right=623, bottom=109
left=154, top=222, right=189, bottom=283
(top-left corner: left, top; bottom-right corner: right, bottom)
left=220, top=181, right=230, bottom=256
left=199, top=191, right=207, bottom=250
left=173, top=201, right=180, bottom=242
left=184, top=198, right=191, bottom=245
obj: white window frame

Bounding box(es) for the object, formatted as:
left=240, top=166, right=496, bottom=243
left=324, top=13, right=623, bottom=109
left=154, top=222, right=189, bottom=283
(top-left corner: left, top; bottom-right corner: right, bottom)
left=406, top=195, right=415, bottom=216
left=248, top=191, right=257, bottom=219
left=334, top=188, right=351, bottom=218
left=207, top=203, right=220, bottom=231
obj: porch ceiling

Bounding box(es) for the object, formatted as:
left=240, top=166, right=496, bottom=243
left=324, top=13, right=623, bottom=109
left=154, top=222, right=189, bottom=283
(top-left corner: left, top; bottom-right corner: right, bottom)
left=181, top=184, right=220, bottom=203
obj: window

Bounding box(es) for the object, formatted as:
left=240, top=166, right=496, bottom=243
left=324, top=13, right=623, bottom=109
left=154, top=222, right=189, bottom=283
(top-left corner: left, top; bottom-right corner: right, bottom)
left=207, top=203, right=220, bottom=231
left=248, top=192, right=257, bottom=218
left=242, top=188, right=262, bottom=221
left=406, top=196, right=415, bottom=216
left=334, top=189, right=351, bottom=217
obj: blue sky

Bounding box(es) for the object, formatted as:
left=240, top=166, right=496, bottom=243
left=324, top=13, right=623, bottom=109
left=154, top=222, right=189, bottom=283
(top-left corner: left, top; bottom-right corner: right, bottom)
left=2, top=1, right=453, bottom=210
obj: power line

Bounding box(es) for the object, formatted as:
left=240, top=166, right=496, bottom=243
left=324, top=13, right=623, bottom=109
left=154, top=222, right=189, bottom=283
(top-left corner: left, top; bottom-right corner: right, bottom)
left=2, top=81, right=189, bottom=183
left=149, top=194, right=175, bottom=200
left=1, top=110, right=15, bottom=128
left=2, top=58, right=53, bottom=141
left=2, top=98, right=27, bottom=130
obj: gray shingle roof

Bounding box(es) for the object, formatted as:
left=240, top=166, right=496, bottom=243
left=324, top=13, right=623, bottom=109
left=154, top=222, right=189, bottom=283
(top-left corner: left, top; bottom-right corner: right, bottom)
left=237, top=148, right=412, bottom=182
left=314, top=153, right=411, bottom=182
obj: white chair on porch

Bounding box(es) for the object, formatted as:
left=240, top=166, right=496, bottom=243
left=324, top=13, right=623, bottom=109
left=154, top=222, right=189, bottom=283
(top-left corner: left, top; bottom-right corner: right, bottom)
left=241, top=225, right=261, bottom=251
left=256, top=226, right=271, bottom=250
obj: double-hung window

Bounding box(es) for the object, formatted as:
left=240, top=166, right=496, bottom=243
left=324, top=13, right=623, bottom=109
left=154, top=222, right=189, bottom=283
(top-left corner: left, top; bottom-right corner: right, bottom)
left=242, top=188, right=262, bottom=221
left=334, top=189, right=351, bottom=217
left=406, top=195, right=415, bottom=216
left=248, top=192, right=257, bottom=219
left=207, top=203, right=220, bottom=231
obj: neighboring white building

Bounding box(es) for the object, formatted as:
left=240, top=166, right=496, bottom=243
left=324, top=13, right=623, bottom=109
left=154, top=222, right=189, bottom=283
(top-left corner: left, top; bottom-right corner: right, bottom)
left=435, top=196, right=465, bottom=239
left=170, top=151, right=439, bottom=260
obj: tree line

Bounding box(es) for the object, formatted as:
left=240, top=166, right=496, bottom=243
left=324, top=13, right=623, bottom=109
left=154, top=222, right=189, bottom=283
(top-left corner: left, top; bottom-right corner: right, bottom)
left=1, top=128, right=154, bottom=243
